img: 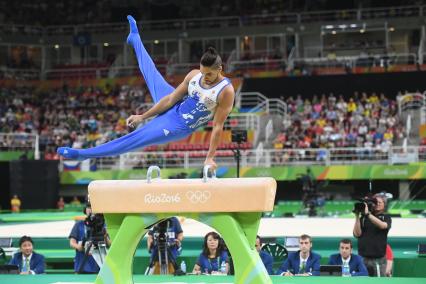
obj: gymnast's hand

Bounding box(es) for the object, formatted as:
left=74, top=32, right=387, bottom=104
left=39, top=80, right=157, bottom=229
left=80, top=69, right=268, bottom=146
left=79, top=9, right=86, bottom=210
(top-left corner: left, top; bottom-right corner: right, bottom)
left=126, top=114, right=144, bottom=129
left=204, top=157, right=217, bottom=171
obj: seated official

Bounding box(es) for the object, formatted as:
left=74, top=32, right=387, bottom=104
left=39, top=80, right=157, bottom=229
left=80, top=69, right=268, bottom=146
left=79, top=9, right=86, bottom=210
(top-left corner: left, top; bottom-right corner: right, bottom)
left=9, top=236, right=45, bottom=274
left=255, top=235, right=274, bottom=275
left=328, top=238, right=368, bottom=276
left=276, top=234, right=320, bottom=276
left=193, top=232, right=229, bottom=275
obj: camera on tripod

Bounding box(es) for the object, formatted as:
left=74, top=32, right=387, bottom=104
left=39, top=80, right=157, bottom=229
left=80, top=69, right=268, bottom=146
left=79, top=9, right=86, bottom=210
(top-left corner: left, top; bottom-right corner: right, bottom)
left=146, top=219, right=183, bottom=275
left=84, top=213, right=106, bottom=244
left=78, top=209, right=108, bottom=272
left=353, top=197, right=378, bottom=214
left=231, top=130, right=247, bottom=144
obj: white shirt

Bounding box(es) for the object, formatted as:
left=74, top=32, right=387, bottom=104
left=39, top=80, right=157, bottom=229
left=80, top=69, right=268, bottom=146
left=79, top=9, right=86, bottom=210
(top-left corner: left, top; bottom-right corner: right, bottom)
left=341, top=256, right=351, bottom=265
left=177, top=72, right=231, bottom=129
left=21, top=253, right=35, bottom=274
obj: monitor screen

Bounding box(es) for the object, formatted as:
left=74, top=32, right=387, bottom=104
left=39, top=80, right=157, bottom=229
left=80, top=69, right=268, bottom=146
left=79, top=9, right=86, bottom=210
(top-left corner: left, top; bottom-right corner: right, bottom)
left=0, top=265, right=19, bottom=274
left=320, top=265, right=342, bottom=276
left=284, top=237, right=299, bottom=248
left=418, top=244, right=426, bottom=254
left=0, top=238, right=12, bottom=248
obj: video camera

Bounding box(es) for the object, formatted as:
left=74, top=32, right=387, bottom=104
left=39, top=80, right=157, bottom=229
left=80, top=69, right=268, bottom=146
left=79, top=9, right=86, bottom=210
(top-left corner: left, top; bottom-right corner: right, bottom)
left=84, top=213, right=106, bottom=244
left=353, top=196, right=378, bottom=214
left=152, top=221, right=169, bottom=246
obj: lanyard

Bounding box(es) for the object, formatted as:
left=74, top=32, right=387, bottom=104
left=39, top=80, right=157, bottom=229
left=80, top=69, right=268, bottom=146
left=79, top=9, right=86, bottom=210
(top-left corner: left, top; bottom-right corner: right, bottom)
left=208, top=256, right=221, bottom=272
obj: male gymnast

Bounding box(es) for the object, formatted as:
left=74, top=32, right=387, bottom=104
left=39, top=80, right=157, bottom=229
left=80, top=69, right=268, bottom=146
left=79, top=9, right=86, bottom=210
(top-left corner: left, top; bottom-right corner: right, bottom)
left=58, top=15, right=235, bottom=170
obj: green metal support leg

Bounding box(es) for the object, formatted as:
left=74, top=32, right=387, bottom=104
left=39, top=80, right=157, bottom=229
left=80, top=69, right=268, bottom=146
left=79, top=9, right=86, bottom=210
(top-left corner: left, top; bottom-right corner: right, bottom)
left=95, top=212, right=271, bottom=284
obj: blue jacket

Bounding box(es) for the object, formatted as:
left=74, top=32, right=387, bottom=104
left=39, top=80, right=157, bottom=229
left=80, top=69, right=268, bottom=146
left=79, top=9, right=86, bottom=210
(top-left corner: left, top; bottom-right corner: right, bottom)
left=69, top=220, right=100, bottom=273
left=328, top=253, right=369, bottom=276
left=9, top=252, right=45, bottom=274
left=276, top=251, right=321, bottom=276
left=259, top=250, right=274, bottom=275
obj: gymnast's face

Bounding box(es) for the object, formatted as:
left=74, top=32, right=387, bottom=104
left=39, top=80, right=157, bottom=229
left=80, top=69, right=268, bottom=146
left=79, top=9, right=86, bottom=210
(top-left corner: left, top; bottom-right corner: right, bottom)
left=200, top=65, right=222, bottom=85
left=206, top=235, right=219, bottom=252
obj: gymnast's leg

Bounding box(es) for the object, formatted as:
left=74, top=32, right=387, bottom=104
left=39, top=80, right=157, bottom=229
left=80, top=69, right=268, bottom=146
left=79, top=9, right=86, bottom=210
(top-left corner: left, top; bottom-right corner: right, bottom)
left=126, top=15, right=174, bottom=104
left=57, top=111, right=192, bottom=160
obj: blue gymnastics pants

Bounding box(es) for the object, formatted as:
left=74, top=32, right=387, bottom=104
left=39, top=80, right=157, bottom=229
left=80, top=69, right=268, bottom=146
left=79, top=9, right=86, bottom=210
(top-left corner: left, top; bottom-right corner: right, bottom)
left=57, top=16, right=193, bottom=160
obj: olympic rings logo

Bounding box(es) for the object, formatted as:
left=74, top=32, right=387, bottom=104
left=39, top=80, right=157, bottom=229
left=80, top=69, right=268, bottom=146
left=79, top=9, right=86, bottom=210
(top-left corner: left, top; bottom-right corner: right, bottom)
left=186, top=191, right=211, bottom=204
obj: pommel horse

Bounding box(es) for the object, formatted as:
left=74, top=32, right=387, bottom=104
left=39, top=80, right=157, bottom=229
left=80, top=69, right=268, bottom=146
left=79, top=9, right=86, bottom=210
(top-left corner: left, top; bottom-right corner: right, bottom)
left=89, top=165, right=277, bottom=284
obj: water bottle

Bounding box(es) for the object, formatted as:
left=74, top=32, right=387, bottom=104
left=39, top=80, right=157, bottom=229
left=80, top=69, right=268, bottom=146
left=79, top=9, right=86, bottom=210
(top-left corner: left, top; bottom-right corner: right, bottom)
left=220, top=261, right=227, bottom=274
left=342, top=262, right=351, bottom=277
left=180, top=260, right=186, bottom=273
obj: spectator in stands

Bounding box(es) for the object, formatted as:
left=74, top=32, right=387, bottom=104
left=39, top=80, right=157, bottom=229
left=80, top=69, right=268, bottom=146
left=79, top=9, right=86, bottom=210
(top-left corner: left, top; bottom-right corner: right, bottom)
left=9, top=235, right=45, bottom=274
left=328, top=238, right=368, bottom=276
left=255, top=235, right=274, bottom=275
left=57, top=197, right=65, bottom=211
left=10, top=194, right=21, bottom=213
left=70, top=196, right=81, bottom=205
left=146, top=217, right=184, bottom=274
left=276, top=234, right=321, bottom=276
left=353, top=194, right=392, bottom=277
left=68, top=204, right=100, bottom=274
left=385, top=244, right=394, bottom=277
left=192, top=231, right=229, bottom=275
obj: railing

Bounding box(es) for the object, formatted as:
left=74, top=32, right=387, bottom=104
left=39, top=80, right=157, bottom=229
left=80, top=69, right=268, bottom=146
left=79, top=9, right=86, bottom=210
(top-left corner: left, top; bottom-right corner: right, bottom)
left=228, top=58, right=287, bottom=73
left=295, top=53, right=417, bottom=69
left=60, top=145, right=426, bottom=171
left=2, top=6, right=424, bottom=36
left=1, top=49, right=421, bottom=80
left=0, top=133, right=39, bottom=159
left=0, top=67, right=41, bottom=80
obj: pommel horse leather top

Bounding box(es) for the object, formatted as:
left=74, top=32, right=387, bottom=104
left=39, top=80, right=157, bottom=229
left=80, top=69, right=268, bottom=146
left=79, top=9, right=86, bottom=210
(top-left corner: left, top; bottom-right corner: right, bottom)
left=89, top=165, right=276, bottom=214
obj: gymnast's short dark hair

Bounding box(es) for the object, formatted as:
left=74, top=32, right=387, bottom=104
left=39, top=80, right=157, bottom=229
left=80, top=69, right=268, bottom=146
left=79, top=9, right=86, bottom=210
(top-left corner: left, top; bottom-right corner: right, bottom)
left=200, top=47, right=222, bottom=69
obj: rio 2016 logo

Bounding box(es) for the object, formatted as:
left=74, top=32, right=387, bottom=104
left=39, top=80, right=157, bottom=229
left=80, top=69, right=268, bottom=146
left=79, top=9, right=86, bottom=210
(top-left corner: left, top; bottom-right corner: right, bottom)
left=144, top=193, right=181, bottom=204
left=186, top=191, right=211, bottom=204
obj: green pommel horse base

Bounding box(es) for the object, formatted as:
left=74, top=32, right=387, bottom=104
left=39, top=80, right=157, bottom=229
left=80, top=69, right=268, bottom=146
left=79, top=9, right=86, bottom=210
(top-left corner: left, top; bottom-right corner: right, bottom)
left=88, top=165, right=277, bottom=284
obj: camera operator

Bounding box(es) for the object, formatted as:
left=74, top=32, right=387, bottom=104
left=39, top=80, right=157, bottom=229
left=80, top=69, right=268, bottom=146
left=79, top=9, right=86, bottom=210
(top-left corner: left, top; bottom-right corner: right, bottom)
left=69, top=204, right=109, bottom=274
left=353, top=194, right=391, bottom=277
left=147, top=217, right=183, bottom=274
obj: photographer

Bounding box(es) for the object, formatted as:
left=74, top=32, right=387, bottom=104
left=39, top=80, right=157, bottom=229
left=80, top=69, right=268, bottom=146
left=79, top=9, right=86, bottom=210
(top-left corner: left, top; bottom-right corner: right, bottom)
left=353, top=194, right=391, bottom=277
left=147, top=217, right=183, bottom=274
left=69, top=204, right=109, bottom=274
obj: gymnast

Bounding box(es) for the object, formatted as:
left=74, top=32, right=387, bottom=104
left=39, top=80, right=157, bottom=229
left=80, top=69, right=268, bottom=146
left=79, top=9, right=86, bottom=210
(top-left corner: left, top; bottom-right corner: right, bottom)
left=57, top=15, right=235, bottom=170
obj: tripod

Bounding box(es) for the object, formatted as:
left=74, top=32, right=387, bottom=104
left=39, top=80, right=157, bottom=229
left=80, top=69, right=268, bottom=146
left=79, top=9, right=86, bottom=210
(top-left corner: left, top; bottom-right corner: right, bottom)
left=145, top=241, right=179, bottom=275
left=78, top=240, right=108, bottom=273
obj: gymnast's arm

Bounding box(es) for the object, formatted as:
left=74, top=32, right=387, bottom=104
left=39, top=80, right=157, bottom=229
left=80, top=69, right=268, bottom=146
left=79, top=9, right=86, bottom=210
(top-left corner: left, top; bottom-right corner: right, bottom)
left=204, top=85, right=235, bottom=169
left=126, top=69, right=199, bottom=127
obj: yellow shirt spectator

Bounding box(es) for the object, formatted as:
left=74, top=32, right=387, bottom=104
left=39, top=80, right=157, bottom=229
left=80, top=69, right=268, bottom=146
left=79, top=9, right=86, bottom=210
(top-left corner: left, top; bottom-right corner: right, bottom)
left=316, top=118, right=327, bottom=128
left=11, top=195, right=21, bottom=213
left=347, top=101, right=357, bottom=113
